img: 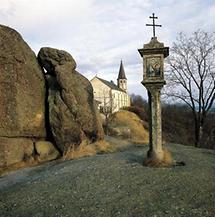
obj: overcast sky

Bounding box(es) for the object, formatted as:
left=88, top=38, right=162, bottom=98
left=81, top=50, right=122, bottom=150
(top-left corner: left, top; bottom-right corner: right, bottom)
left=1, top=0, right=215, bottom=98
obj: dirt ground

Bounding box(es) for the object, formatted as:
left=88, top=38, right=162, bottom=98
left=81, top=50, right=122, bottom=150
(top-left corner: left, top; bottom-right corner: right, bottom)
left=0, top=143, right=215, bottom=217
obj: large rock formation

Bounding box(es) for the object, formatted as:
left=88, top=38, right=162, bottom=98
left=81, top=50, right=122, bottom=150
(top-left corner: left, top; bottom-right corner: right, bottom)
left=0, top=138, right=34, bottom=167
left=0, top=25, right=59, bottom=167
left=0, top=25, right=103, bottom=168
left=0, top=25, right=46, bottom=137
left=38, top=47, right=104, bottom=153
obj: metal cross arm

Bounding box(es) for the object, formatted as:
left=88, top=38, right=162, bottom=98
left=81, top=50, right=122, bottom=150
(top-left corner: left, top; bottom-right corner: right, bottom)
left=146, top=13, right=162, bottom=38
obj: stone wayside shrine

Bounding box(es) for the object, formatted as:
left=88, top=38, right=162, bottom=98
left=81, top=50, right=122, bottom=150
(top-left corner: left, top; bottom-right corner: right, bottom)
left=138, top=13, right=171, bottom=166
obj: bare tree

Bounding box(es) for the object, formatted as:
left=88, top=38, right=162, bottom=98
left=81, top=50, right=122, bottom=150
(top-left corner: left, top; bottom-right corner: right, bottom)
left=99, top=89, right=116, bottom=135
left=164, top=30, right=215, bottom=147
left=130, top=94, right=148, bottom=108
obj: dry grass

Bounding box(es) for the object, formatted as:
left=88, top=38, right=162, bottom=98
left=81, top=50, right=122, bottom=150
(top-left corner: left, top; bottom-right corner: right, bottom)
left=62, top=140, right=116, bottom=160
left=105, top=136, right=135, bottom=151
left=143, top=148, right=173, bottom=167
left=0, top=158, right=38, bottom=176
left=0, top=140, right=116, bottom=176
left=94, top=140, right=116, bottom=153
left=109, top=110, right=149, bottom=144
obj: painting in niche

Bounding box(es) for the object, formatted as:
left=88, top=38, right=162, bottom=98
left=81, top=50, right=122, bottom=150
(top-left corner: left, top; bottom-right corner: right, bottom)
left=146, top=57, right=161, bottom=77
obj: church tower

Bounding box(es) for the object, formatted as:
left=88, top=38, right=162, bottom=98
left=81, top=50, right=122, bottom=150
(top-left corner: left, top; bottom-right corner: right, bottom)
left=117, top=60, right=127, bottom=92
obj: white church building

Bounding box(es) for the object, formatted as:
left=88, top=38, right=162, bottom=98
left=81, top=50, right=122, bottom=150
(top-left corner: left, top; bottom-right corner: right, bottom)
left=90, top=61, right=130, bottom=113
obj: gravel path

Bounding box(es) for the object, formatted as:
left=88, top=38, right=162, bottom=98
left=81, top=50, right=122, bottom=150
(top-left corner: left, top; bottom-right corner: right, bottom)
left=0, top=143, right=215, bottom=217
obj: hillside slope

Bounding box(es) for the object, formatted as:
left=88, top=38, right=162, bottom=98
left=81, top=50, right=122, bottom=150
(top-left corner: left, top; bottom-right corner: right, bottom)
left=0, top=143, right=215, bottom=217
left=108, top=110, right=149, bottom=144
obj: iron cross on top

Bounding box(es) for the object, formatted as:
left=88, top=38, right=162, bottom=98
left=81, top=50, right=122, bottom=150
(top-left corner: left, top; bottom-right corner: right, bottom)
left=146, top=13, right=162, bottom=37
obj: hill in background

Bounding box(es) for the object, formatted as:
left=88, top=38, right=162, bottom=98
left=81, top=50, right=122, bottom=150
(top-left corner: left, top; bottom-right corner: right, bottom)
left=107, top=110, right=149, bottom=144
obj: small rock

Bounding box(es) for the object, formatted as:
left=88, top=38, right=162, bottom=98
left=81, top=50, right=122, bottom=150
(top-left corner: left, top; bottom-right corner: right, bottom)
left=35, top=141, right=59, bottom=162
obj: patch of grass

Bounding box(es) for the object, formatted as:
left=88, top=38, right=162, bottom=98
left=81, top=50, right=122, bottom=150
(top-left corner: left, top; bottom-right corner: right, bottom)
left=0, top=158, right=38, bottom=176
left=62, top=139, right=116, bottom=160
left=105, top=136, right=132, bottom=150
left=94, top=140, right=116, bottom=154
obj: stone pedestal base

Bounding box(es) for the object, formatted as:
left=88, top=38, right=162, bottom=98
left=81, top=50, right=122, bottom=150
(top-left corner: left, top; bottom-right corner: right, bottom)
left=147, top=149, right=164, bottom=161
left=144, top=148, right=172, bottom=167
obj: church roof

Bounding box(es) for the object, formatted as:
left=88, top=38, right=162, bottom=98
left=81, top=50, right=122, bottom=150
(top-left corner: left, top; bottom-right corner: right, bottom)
left=96, top=77, right=125, bottom=92
left=117, top=60, right=127, bottom=80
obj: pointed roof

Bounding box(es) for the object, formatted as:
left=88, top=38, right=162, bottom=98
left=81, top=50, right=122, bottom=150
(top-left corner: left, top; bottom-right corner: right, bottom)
left=117, top=60, right=127, bottom=80
left=94, top=76, right=125, bottom=92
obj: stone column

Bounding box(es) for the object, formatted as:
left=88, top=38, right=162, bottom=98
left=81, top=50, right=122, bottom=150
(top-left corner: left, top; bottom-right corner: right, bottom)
left=138, top=36, right=170, bottom=165
left=146, top=84, right=163, bottom=161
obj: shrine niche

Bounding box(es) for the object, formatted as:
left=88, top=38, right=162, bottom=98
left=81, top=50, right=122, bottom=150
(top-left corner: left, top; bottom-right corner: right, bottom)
left=146, top=56, right=161, bottom=77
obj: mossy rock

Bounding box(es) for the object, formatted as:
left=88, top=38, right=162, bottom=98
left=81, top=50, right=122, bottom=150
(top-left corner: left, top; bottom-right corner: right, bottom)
left=35, top=141, right=60, bottom=162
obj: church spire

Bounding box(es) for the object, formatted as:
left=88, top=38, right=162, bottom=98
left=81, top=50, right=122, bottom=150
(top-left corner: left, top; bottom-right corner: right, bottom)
left=117, top=60, right=127, bottom=92
left=117, top=60, right=127, bottom=80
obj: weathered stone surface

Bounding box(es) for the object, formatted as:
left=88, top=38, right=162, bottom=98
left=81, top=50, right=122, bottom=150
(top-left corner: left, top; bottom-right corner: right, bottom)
left=35, top=141, right=59, bottom=162
left=0, top=25, right=46, bottom=138
left=146, top=85, right=164, bottom=161
left=139, top=36, right=170, bottom=165
left=0, top=137, right=34, bottom=167
left=38, top=47, right=104, bottom=153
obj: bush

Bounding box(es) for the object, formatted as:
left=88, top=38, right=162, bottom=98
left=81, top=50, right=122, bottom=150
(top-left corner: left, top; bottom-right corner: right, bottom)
left=123, top=106, right=148, bottom=123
